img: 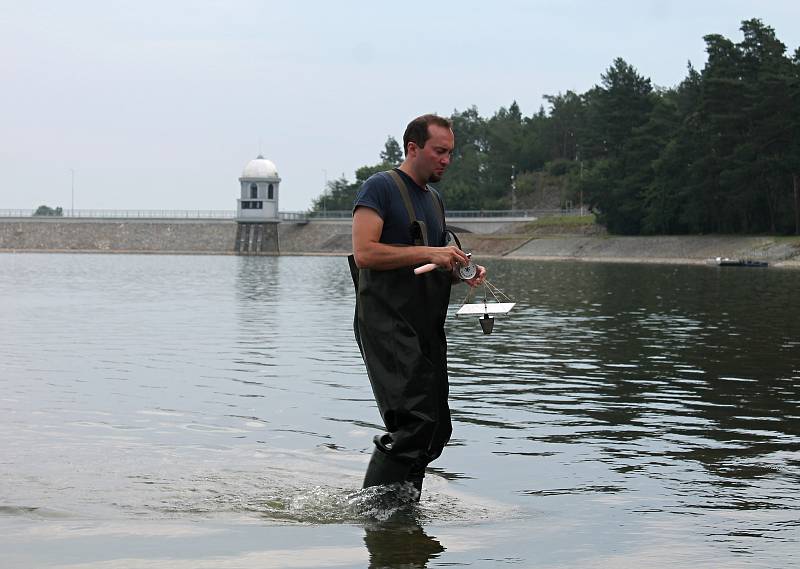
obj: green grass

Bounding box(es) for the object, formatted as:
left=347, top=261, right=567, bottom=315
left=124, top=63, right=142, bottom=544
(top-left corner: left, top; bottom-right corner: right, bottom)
left=773, top=235, right=800, bottom=244
left=523, top=214, right=597, bottom=230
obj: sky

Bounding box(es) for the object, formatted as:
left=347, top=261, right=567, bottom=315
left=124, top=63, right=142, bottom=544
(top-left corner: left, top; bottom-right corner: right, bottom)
left=2, top=1, right=799, bottom=213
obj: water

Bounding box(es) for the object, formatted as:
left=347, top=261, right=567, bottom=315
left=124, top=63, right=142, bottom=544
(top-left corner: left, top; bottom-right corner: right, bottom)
left=1, top=253, right=798, bottom=568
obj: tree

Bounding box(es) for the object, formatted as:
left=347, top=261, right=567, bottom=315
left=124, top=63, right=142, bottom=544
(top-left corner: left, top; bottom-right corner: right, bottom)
left=311, top=138, right=404, bottom=212
left=581, top=58, right=655, bottom=233
left=436, top=106, right=488, bottom=209
left=642, top=65, right=704, bottom=234
left=791, top=47, right=800, bottom=234
left=688, top=20, right=797, bottom=233
left=33, top=205, right=63, bottom=216
left=581, top=58, right=654, bottom=160
left=737, top=19, right=797, bottom=233
left=309, top=19, right=799, bottom=234
left=379, top=136, right=403, bottom=166
left=541, top=91, right=584, bottom=161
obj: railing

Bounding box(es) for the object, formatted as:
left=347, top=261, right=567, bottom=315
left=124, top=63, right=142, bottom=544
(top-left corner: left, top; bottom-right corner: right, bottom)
left=282, top=208, right=587, bottom=220
left=0, top=209, right=238, bottom=219
left=288, top=210, right=353, bottom=220
left=446, top=208, right=586, bottom=218
left=0, top=208, right=588, bottom=220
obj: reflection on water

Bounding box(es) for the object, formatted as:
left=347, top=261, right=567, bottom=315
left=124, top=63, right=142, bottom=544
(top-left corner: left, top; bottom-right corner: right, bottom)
left=364, top=513, right=445, bottom=569
left=0, top=254, right=798, bottom=568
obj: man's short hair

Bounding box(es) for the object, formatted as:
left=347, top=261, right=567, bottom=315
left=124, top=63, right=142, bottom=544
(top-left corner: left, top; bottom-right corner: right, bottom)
left=403, top=114, right=453, bottom=156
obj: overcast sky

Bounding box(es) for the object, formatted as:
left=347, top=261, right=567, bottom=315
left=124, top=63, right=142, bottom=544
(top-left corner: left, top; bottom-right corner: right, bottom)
left=2, top=1, right=798, bottom=212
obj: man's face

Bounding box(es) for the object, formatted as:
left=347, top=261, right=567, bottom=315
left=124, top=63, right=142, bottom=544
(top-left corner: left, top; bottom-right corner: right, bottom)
left=412, top=125, right=454, bottom=183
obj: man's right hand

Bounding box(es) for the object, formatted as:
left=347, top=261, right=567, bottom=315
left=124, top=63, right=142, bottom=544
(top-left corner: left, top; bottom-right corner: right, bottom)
left=428, top=245, right=470, bottom=271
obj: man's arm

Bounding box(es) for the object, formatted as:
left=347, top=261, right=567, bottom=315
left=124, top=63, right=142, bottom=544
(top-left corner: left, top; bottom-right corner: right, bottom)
left=352, top=206, right=469, bottom=271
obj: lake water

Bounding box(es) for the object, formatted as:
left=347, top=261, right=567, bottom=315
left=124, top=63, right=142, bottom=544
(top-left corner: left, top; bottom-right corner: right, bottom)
left=1, top=253, right=798, bottom=568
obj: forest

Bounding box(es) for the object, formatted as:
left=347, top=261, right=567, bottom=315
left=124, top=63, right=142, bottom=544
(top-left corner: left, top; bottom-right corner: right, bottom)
left=312, top=19, right=799, bottom=235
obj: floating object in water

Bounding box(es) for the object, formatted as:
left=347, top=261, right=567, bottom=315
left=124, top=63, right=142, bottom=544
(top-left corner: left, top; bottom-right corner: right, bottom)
left=714, top=257, right=769, bottom=267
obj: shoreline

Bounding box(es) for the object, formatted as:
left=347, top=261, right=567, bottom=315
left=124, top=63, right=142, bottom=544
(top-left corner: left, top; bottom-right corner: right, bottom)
left=3, top=248, right=799, bottom=269
left=1, top=218, right=798, bottom=268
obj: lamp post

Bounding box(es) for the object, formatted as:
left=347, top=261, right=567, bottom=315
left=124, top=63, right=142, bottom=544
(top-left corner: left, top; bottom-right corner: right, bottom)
left=510, top=164, right=516, bottom=212
left=70, top=169, right=75, bottom=217
left=322, top=169, right=328, bottom=217
left=576, top=145, right=584, bottom=216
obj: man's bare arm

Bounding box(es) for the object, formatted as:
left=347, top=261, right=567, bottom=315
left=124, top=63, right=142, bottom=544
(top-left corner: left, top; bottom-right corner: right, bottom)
left=352, top=206, right=469, bottom=270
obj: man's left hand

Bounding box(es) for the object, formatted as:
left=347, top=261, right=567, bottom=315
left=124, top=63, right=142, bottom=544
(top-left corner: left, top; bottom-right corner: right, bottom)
left=464, top=264, right=487, bottom=287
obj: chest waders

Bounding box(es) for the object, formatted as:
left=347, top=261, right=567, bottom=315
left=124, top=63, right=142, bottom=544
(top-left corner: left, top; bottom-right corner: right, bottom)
left=349, top=170, right=453, bottom=496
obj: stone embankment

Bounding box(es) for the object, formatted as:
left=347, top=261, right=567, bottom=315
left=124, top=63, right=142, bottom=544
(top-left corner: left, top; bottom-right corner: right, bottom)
left=0, top=218, right=237, bottom=254
left=503, top=235, right=800, bottom=267
left=2, top=217, right=799, bottom=267
left=0, top=218, right=352, bottom=255
left=449, top=221, right=800, bottom=267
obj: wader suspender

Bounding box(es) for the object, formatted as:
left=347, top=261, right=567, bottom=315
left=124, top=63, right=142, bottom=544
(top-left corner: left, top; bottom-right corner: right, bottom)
left=386, top=170, right=445, bottom=247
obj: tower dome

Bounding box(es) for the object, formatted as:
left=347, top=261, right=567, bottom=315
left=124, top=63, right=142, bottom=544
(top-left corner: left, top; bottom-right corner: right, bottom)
left=241, top=155, right=280, bottom=181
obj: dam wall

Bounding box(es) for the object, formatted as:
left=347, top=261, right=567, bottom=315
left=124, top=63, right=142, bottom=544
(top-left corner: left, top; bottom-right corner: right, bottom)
left=0, top=218, right=531, bottom=257
left=0, top=218, right=239, bottom=254
left=2, top=218, right=798, bottom=266
left=0, top=218, right=356, bottom=255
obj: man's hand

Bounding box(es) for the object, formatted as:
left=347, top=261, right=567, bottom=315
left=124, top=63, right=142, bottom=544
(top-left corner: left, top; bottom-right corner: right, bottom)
left=428, top=245, right=470, bottom=271
left=464, top=264, right=487, bottom=287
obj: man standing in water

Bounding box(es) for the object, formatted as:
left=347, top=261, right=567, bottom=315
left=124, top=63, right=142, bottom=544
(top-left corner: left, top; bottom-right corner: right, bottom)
left=349, top=114, right=486, bottom=498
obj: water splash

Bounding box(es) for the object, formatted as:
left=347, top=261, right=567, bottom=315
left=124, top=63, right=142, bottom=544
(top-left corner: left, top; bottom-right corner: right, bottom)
left=265, top=483, right=421, bottom=523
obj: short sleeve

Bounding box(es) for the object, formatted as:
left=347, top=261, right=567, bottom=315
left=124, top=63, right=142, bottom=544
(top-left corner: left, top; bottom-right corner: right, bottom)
left=353, top=173, right=391, bottom=218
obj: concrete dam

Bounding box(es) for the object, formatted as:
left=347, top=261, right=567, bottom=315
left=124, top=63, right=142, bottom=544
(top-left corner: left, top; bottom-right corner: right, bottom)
left=0, top=214, right=537, bottom=256
left=3, top=216, right=797, bottom=266
left=0, top=218, right=360, bottom=255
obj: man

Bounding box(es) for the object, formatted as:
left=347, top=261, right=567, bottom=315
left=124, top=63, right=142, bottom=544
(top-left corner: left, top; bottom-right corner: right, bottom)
left=349, top=114, right=486, bottom=498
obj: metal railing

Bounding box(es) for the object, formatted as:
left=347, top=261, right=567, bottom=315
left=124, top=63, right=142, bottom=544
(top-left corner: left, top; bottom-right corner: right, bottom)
left=1, top=208, right=588, bottom=220
left=283, top=208, right=587, bottom=220
left=446, top=208, right=586, bottom=218
left=0, top=209, right=238, bottom=219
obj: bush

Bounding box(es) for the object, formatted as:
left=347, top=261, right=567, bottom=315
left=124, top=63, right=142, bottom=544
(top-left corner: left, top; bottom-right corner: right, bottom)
left=33, top=205, right=63, bottom=216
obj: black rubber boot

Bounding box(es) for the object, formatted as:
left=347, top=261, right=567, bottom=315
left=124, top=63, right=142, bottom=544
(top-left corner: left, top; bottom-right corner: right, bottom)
left=363, top=435, right=412, bottom=489
left=406, top=464, right=426, bottom=501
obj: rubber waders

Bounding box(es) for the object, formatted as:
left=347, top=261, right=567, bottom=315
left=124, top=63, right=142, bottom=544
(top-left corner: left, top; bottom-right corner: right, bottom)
left=350, top=170, right=452, bottom=500
left=362, top=434, right=413, bottom=489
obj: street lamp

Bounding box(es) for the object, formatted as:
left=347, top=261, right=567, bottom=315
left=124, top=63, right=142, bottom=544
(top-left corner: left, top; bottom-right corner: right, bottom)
left=322, top=169, right=328, bottom=217
left=510, top=164, right=516, bottom=212
left=70, top=169, right=75, bottom=217
left=577, top=152, right=585, bottom=216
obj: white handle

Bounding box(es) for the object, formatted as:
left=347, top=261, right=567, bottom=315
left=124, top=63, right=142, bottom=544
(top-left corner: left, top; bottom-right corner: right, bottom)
left=414, top=263, right=438, bottom=275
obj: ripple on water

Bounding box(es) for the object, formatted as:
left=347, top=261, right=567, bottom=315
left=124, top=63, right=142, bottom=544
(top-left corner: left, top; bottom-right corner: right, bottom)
left=0, top=506, right=72, bottom=519
left=148, top=471, right=521, bottom=526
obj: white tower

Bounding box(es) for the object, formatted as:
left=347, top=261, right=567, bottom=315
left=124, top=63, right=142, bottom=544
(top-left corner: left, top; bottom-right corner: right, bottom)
left=237, top=155, right=281, bottom=220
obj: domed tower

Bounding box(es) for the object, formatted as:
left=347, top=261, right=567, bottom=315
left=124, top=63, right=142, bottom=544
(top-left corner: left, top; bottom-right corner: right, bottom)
left=235, top=155, right=281, bottom=254
left=237, top=155, right=281, bottom=220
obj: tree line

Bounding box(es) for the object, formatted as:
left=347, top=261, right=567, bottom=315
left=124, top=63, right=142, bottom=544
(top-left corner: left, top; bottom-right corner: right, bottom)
left=313, top=19, right=799, bottom=235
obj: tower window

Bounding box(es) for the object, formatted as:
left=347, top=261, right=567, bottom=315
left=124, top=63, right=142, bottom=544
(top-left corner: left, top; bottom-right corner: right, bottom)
left=250, top=183, right=258, bottom=199
left=268, top=183, right=274, bottom=200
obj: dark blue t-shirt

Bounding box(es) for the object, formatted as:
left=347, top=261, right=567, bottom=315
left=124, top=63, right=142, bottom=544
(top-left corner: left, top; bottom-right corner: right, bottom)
left=353, top=169, right=446, bottom=247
